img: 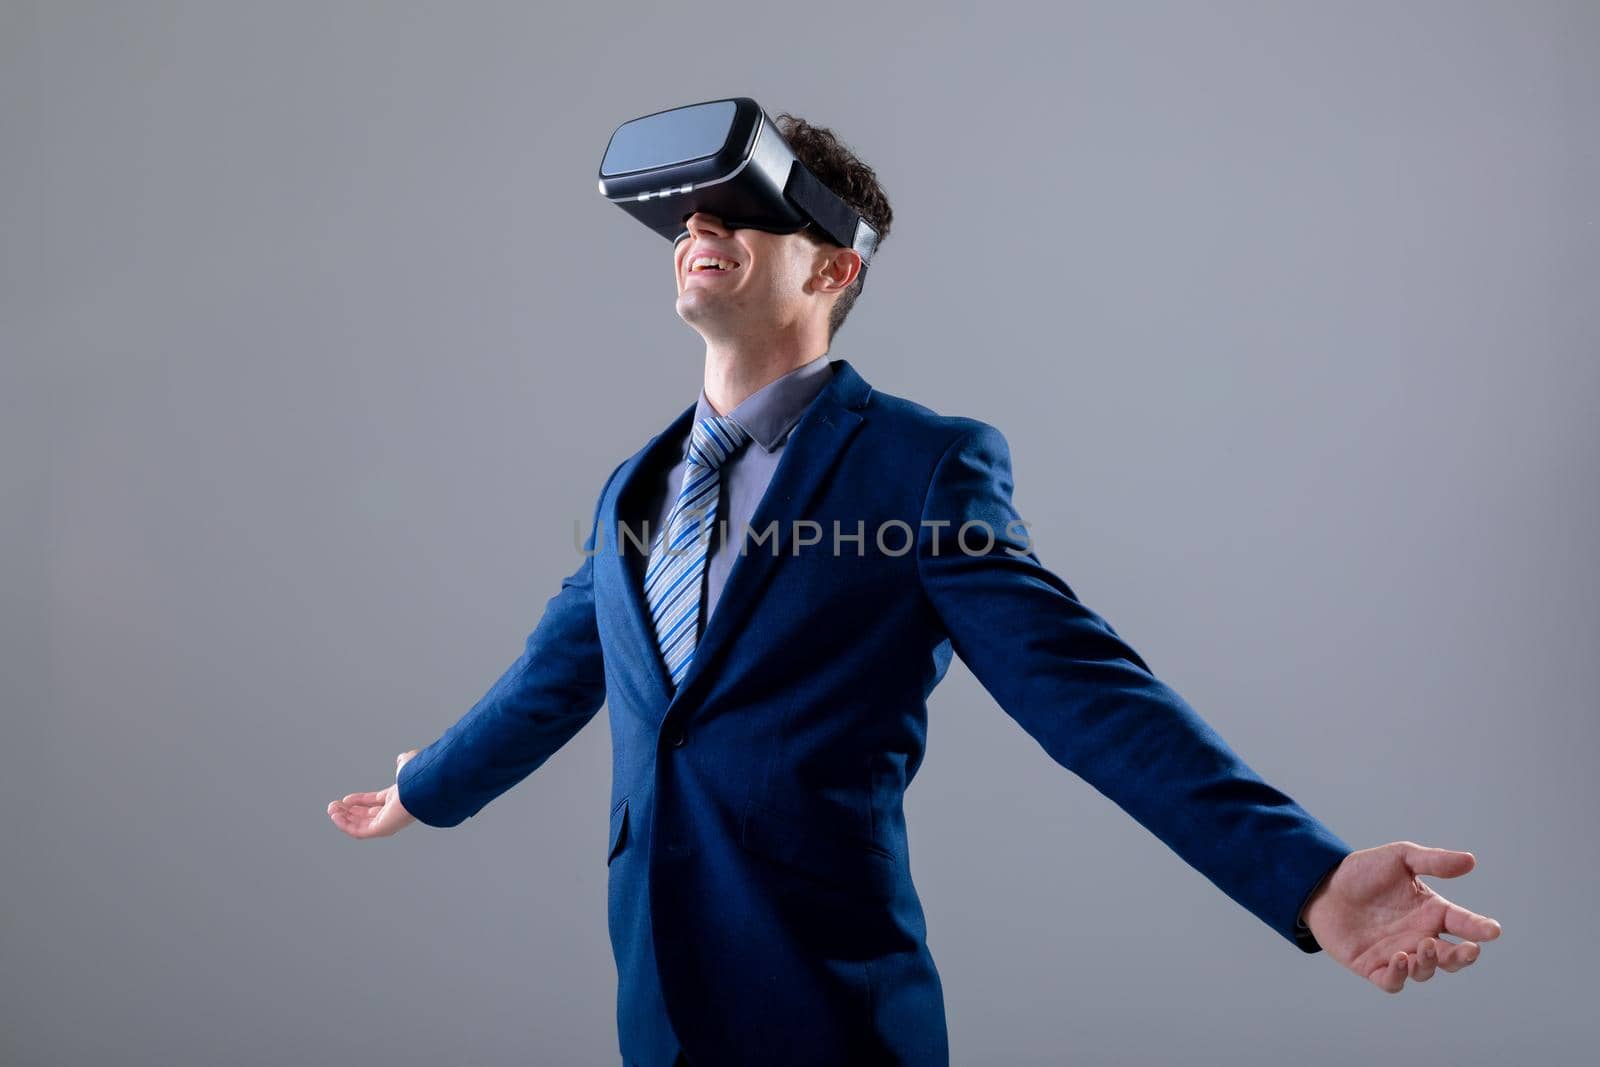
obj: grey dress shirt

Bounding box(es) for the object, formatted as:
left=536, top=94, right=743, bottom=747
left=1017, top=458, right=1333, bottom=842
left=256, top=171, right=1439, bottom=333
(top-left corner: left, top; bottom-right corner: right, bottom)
left=642, top=354, right=834, bottom=639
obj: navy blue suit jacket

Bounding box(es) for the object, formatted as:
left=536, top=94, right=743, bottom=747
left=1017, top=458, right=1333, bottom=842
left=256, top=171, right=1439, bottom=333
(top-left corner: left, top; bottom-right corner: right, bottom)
left=397, top=357, right=1353, bottom=1066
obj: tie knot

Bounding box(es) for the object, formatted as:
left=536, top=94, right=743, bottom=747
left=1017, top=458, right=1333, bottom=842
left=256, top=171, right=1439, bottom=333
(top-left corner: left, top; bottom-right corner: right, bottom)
left=687, top=415, right=749, bottom=471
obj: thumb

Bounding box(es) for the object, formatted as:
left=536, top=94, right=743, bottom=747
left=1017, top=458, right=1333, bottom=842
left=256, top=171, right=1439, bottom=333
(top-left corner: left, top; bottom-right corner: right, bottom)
left=1401, top=842, right=1476, bottom=878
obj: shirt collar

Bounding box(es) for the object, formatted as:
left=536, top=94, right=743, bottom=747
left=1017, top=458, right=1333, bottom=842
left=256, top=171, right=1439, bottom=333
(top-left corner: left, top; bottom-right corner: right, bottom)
left=690, top=355, right=835, bottom=454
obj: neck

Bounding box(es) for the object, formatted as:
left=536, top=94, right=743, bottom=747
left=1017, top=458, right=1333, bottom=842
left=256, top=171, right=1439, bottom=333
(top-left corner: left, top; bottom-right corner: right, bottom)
left=701, top=328, right=828, bottom=415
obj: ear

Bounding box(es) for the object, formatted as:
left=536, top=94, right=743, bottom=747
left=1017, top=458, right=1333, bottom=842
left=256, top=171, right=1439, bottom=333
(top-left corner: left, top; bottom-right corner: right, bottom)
left=813, top=245, right=863, bottom=293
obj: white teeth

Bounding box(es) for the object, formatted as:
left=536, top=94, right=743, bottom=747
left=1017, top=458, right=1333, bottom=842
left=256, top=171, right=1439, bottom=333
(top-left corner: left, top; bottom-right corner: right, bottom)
left=689, top=255, right=736, bottom=272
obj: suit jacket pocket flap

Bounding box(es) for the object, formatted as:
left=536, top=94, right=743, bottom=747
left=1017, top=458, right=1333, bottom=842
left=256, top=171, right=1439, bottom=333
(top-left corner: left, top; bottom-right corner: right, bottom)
left=739, top=798, right=897, bottom=899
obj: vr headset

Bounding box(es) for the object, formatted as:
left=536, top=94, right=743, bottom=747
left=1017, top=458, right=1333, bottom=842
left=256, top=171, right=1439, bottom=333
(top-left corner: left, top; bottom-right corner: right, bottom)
left=597, top=97, right=880, bottom=287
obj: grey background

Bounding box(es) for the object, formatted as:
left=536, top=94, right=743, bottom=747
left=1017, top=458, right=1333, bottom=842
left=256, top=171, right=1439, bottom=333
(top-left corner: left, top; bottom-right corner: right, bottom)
left=3, top=1, right=1594, bottom=1064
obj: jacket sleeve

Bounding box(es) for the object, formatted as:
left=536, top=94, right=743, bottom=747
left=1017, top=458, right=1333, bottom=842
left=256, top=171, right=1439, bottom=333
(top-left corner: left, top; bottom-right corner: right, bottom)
left=915, top=420, right=1351, bottom=952
left=396, top=464, right=620, bottom=828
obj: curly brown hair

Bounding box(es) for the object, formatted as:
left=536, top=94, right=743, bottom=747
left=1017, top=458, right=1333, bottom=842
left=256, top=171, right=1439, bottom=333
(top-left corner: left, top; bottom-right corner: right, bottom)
left=772, top=112, right=893, bottom=345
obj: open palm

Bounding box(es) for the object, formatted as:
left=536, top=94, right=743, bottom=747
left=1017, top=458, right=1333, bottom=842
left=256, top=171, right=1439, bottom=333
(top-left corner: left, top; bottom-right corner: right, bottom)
left=1302, top=841, right=1502, bottom=993
left=326, top=749, right=420, bottom=839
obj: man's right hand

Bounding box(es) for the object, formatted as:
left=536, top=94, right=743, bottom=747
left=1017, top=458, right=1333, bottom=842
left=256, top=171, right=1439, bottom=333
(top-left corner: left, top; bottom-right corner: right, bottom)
left=326, top=749, right=421, bottom=839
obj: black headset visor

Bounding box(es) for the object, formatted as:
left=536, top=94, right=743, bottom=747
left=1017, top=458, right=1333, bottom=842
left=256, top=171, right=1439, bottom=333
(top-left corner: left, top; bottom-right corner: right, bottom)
left=597, top=98, right=879, bottom=275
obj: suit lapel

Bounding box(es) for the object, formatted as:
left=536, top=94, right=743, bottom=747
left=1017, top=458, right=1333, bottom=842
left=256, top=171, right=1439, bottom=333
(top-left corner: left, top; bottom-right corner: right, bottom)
left=665, top=358, right=873, bottom=714
left=598, top=358, right=875, bottom=722
left=600, top=399, right=696, bottom=711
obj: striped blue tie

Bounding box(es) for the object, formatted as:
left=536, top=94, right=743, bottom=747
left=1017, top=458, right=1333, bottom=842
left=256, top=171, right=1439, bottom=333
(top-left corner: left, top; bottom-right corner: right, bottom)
left=644, top=414, right=751, bottom=687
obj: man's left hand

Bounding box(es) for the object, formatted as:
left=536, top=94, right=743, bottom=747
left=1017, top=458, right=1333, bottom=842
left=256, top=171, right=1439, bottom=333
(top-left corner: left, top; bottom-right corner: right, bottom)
left=1301, top=841, right=1502, bottom=993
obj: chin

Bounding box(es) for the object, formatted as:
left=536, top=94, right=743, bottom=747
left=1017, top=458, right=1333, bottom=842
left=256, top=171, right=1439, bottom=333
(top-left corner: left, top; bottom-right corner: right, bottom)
left=676, top=290, right=720, bottom=322
left=675, top=296, right=710, bottom=331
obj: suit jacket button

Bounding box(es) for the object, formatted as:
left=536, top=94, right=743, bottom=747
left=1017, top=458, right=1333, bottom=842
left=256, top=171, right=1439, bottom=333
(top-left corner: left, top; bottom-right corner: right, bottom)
left=670, top=729, right=687, bottom=747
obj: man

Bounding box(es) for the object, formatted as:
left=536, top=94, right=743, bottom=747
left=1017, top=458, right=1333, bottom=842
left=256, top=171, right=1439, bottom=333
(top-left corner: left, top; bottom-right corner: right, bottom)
left=328, top=112, right=1502, bottom=1067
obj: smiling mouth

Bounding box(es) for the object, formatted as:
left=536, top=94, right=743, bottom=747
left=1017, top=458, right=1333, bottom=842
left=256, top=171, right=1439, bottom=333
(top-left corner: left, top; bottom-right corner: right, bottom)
left=687, top=255, right=741, bottom=276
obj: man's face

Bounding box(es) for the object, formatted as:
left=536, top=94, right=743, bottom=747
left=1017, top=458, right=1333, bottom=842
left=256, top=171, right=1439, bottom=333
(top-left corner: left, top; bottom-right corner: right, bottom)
left=673, top=211, right=858, bottom=341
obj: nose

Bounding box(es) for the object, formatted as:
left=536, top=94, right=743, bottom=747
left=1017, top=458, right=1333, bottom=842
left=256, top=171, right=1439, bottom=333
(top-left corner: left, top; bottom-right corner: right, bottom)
left=683, top=212, right=732, bottom=238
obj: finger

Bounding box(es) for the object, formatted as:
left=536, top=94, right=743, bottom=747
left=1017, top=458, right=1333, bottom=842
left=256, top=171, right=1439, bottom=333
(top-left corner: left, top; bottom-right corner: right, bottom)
left=343, top=791, right=385, bottom=806
left=328, top=798, right=381, bottom=819
left=1389, top=952, right=1410, bottom=993
left=1410, top=937, right=1438, bottom=982
left=1402, top=843, right=1476, bottom=878
left=1441, top=900, right=1502, bottom=941
left=1371, top=951, right=1409, bottom=993
left=328, top=807, right=373, bottom=838
left=1434, top=940, right=1480, bottom=972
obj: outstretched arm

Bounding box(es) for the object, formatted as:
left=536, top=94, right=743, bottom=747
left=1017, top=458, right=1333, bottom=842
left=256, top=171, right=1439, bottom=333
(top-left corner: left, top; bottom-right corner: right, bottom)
left=915, top=421, right=1499, bottom=986
left=329, top=463, right=621, bottom=834
left=394, top=465, right=622, bottom=828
